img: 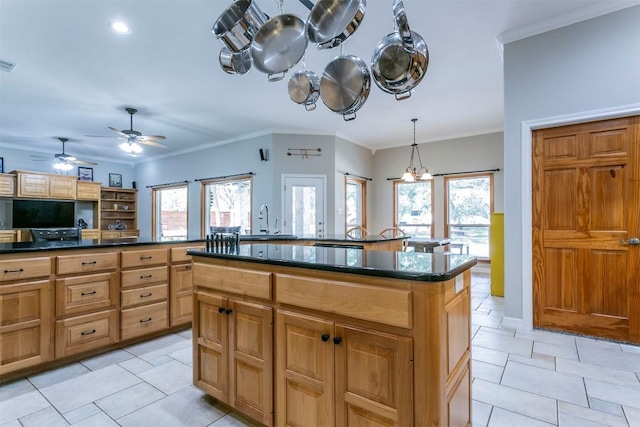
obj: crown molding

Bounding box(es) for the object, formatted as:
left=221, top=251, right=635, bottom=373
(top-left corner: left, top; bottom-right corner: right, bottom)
left=496, top=0, right=640, bottom=48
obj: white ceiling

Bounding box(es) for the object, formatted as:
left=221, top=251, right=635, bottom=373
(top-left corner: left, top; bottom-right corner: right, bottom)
left=0, top=0, right=636, bottom=166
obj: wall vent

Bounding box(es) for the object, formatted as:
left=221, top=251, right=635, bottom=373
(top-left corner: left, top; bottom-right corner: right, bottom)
left=0, top=59, right=16, bottom=72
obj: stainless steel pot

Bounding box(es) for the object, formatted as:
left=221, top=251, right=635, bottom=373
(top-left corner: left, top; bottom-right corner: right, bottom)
left=212, top=0, right=269, bottom=53
left=370, top=0, right=429, bottom=100
left=288, top=70, right=320, bottom=111
left=320, top=55, right=371, bottom=121
left=306, top=0, right=366, bottom=50
left=219, top=47, right=252, bottom=75
left=250, top=14, right=308, bottom=81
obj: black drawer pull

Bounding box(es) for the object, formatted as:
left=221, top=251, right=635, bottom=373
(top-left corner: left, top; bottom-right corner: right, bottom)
left=140, top=317, right=152, bottom=323
left=333, top=336, right=342, bottom=345
left=81, top=329, right=96, bottom=336
left=185, top=265, right=192, bottom=270
left=140, top=293, right=153, bottom=298
left=81, top=290, right=97, bottom=296
left=4, top=268, right=24, bottom=273
left=218, top=307, right=225, bottom=314
left=225, top=308, right=233, bottom=315
left=321, top=333, right=330, bottom=342
left=140, top=256, right=153, bottom=260
left=81, top=261, right=97, bottom=265
left=140, top=274, right=153, bottom=279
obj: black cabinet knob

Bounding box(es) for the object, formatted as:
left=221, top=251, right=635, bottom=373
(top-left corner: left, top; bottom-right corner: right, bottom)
left=218, top=307, right=225, bottom=314
left=333, top=336, right=342, bottom=345
left=321, top=333, right=330, bottom=342
left=225, top=309, right=233, bottom=315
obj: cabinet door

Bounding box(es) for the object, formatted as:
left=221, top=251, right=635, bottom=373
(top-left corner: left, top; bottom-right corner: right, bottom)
left=0, top=280, right=52, bottom=376
left=17, top=173, right=48, bottom=197
left=76, top=181, right=101, bottom=200
left=194, top=291, right=229, bottom=402
left=276, top=310, right=334, bottom=427
left=49, top=175, right=76, bottom=199
left=334, top=325, right=413, bottom=427
left=170, top=264, right=193, bottom=326
left=229, top=300, right=273, bottom=427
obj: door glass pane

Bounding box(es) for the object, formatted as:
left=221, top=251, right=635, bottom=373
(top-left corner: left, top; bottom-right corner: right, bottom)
left=395, top=181, right=432, bottom=237
left=291, top=185, right=316, bottom=236
left=346, top=178, right=365, bottom=230
left=205, top=178, right=251, bottom=234
left=155, top=186, right=188, bottom=241
left=447, top=176, right=491, bottom=257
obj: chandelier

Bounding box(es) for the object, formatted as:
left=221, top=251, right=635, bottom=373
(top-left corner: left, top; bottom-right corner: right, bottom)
left=401, top=118, right=432, bottom=182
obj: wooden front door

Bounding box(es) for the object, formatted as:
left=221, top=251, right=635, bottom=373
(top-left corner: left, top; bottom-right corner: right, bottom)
left=533, top=116, right=640, bottom=343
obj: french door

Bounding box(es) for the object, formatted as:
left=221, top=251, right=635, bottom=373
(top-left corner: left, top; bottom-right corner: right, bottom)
left=282, top=175, right=326, bottom=238
left=532, top=116, right=640, bottom=343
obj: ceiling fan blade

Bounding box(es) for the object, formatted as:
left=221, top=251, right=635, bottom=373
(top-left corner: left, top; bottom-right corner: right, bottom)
left=30, top=155, right=50, bottom=159
left=139, top=135, right=166, bottom=141
left=73, top=159, right=98, bottom=166
left=108, top=126, right=127, bottom=136
left=86, top=134, right=115, bottom=138
left=138, top=139, right=168, bottom=148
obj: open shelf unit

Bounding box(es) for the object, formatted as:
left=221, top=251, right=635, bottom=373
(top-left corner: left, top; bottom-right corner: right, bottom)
left=100, top=188, right=138, bottom=236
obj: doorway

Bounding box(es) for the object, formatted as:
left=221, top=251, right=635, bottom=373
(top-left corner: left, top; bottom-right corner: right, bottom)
left=282, top=175, right=326, bottom=238
left=532, top=116, right=639, bottom=343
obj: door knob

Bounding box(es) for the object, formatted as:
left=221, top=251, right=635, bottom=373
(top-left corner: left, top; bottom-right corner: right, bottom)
left=620, top=237, right=640, bottom=246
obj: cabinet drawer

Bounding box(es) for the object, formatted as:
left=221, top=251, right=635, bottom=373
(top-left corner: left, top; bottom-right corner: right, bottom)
left=121, top=284, right=168, bottom=308
left=193, top=263, right=272, bottom=300
left=121, top=266, right=168, bottom=288
left=121, top=248, right=168, bottom=268
left=55, top=272, right=117, bottom=316
left=275, top=274, right=413, bottom=328
left=55, top=309, right=118, bottom=358
left=0, top=257, right=51, bottom=283
left=171, top=246, right=204, bottom=263
left=56, top=253, right=117, bottom=275
left=121, top=301, right=168, bottom=341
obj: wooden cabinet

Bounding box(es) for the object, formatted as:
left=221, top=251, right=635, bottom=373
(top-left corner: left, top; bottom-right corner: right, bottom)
left=54, top=252, right=119, bottom=358
left=194, top=291, right=273, bottom=426
left=0, top=256, right=52, bottom=376
left=14, top=171, right=76, bottom=199
left=100, top=188, right=137, bottom=236
left=81, top=229, right=101, bottom=240
left=0, top=173, right=16, bottom=196
left=0, top=231, right=17, bottom=243
left=275, top=310, right=413, bottom=427
left=169, top=246, right=204, bottom=326
left=119, top=248, right=169, bottom=340
left=76, top=181, right=101, bottom=200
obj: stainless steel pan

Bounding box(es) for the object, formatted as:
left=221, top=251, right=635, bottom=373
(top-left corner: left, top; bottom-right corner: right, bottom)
left=212, top=0, right=269, bottom=53
left=250, top=14, right=308, bottom=81
left=306, top=0, right=366, bottom=49
left=320, top=55, right=370, bottom=121
left=288, top=70, right=320, bottom=111
left=219, top=46, right=252, bottom=75
left=370, top=0, right=428, bottom=100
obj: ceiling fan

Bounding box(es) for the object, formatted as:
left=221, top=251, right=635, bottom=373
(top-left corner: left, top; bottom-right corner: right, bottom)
left=31, top=137, right=98, bottom=171
left=91, top=107, right=167, bottom=154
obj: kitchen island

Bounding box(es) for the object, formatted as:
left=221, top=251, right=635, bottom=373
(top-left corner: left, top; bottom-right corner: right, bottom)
left=240, top=233, right=408, bottom=251
left=190, top=244, right=476, bottom=427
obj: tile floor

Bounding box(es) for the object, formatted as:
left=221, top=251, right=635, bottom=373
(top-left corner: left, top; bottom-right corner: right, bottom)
left=1, top=272, right=639, bottom=426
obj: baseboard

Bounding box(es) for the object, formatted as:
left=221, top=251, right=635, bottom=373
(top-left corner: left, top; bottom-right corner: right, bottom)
left=501, top=316, right=525, bottom=330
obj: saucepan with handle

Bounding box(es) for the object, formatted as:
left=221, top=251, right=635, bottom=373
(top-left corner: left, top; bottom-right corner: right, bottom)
left=212, top=0, right=269, bottom=53
left=320, top=54, right=371, bottom=121
left=306, top=0, right=366, bottom=50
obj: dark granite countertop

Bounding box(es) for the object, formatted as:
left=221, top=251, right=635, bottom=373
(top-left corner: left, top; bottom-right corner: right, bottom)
left=189, top=244, right=476, bottom=282
left=0, top=238, right=204, bottom=254
left=239, top=234, right=408, bottom=243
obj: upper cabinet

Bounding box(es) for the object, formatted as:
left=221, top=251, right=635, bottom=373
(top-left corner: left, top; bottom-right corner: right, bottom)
left=14, top=170, right=77, bottom=199
left=76, top=181, right=101, bottom=200
left=0, top=174, right=16, bottom=197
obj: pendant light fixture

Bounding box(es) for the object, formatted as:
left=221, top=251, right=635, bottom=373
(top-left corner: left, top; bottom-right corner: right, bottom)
left=401, top=118, right=432, bottom=182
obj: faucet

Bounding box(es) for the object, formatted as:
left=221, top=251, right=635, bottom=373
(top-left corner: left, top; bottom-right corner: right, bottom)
left=259, top=204, right=270, bottom=234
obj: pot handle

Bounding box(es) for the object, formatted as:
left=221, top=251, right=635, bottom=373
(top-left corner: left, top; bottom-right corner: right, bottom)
left=267, top=72, right=286, bottom=82
left=305, top=102, right=317, bottom=112
left=395, top=91, right=412, bottom=101
left=393, top=0, right=414, bottom=53
left=318, top=38, right=342, bottom=50
left=342, top=112, right=357, bottom=121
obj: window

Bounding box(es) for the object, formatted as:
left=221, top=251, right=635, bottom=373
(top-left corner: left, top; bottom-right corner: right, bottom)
left=394, top=180, right=433, bottom=238
left=201, top=176, right=252, bottom=236
left=345, top=177, right=366, bottom=232
left=444, top=173, right=493, bottom=258
left=152, top=184, right=188, bottom=241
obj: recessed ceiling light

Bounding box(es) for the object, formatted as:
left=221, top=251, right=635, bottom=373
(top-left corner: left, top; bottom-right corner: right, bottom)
left=110, top=21, right=131, bottom=34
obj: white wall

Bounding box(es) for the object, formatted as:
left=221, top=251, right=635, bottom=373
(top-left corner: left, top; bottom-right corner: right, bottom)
left=370, top=132, right=504, bottom=235
left=503, top=6, right=640, bottom=322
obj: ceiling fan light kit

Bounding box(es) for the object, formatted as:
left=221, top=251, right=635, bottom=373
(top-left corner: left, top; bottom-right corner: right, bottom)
left=31, top=137, right=98, bottom=171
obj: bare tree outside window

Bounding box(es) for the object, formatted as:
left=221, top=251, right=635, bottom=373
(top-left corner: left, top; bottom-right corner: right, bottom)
left=204, top=177, right=251, bottom=235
